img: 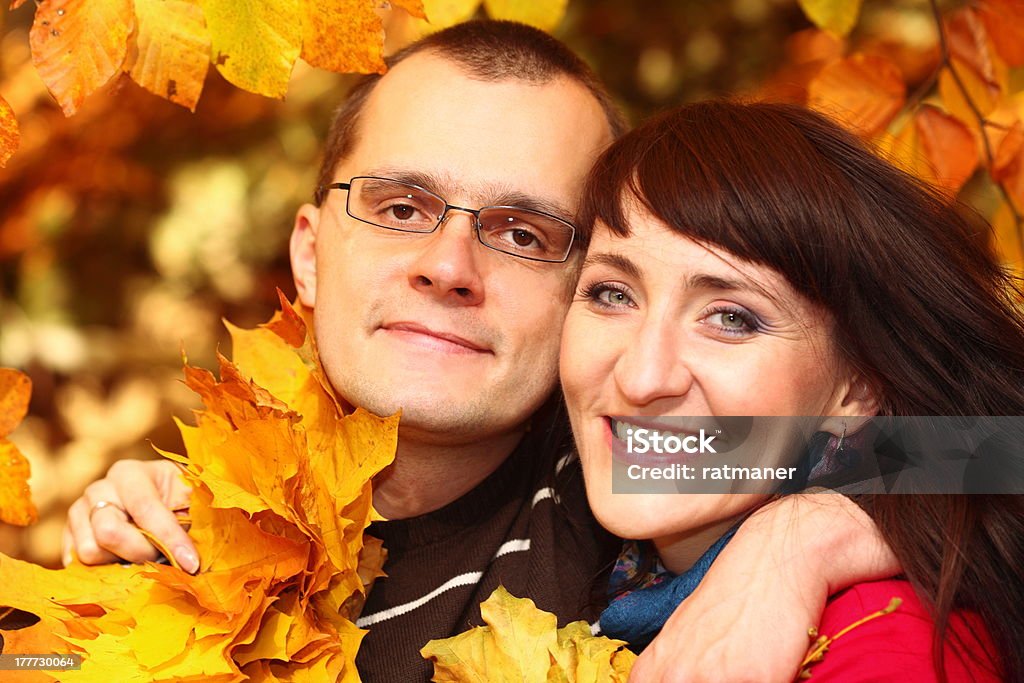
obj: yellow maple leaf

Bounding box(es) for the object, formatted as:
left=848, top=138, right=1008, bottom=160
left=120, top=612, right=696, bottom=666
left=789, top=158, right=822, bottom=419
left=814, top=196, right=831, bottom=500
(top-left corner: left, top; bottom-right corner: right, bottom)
left=421, top=586, right=636, bottom=683
left=483, top=0, right=568, bottom=32
left=129, top=0, right=211, bottom=111
left=391, top=0, right=427, bottom=20
left=0, top=95, right=18, bottom=168
left=29, top=0, right=134, bottom=116
left=992, top=202, right=1024, bottom=272
left=421, top=0, right=481, bottom=29
left=397, top=0, right=566, bottom=38
left=199, top=0, right=302, bottom=99
left=798, top=0, right=863, bottom=37
left=0, top=296, right=398, bottom=681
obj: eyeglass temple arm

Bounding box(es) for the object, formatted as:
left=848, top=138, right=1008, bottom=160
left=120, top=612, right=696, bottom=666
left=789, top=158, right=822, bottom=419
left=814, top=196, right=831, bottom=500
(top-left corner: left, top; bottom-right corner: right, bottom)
left=314, top=182, right=352, bottom=205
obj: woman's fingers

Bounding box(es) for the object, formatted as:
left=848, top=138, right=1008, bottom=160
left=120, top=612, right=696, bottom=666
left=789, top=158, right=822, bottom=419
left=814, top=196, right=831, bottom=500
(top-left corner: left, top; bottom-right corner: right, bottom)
left=64, top=493, right=126, bottom=566
left=62, top=459, right=198, bottom=573
left=110, top=460, right=198, bottom=572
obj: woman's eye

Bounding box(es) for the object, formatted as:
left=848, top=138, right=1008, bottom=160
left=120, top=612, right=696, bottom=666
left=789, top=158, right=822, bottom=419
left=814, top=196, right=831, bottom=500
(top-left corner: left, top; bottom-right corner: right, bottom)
left=704, top=308, right=758, bottom=335
left=578, top=282, right=635, bottom=308
left=599, top=289, right=630, bottom=306
left=711, top=312, right=746, bottom=329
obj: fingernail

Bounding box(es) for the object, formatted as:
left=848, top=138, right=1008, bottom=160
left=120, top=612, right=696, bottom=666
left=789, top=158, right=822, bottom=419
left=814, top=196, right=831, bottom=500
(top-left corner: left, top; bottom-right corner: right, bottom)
left=174, top=545, right=199, bottom=574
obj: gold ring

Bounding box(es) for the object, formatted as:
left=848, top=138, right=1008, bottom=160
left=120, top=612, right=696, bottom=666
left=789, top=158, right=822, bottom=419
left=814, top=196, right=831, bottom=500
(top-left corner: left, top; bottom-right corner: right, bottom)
left=89, top=500, right=127, bottom=521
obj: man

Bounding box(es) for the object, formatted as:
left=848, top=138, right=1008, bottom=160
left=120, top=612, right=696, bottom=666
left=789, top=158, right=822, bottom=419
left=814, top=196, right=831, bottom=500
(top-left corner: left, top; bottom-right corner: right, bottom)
left=63, top=21, right=896, bottom=682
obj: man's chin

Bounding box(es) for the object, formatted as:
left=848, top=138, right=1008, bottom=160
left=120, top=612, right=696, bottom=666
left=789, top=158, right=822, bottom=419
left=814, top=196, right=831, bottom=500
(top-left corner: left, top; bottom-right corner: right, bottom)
left=348, top=392, right=485, bottom=433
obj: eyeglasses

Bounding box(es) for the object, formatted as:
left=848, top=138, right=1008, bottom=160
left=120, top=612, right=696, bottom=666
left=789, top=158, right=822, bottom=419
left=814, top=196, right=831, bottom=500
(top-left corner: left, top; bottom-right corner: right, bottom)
left=318, top=176, right=577, bottom=263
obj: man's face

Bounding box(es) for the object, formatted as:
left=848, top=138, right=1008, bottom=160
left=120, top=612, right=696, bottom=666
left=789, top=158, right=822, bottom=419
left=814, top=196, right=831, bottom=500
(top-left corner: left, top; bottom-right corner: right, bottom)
left=291, top=53, right=613, bottom=446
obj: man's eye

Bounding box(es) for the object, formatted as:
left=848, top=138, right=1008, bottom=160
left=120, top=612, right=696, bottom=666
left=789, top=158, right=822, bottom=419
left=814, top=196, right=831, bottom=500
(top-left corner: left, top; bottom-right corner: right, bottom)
left=389, top=204, right=417, bottom=221
left=510, top=229, right=538, bottom=247
left=492, top=226, right=545, bottom=251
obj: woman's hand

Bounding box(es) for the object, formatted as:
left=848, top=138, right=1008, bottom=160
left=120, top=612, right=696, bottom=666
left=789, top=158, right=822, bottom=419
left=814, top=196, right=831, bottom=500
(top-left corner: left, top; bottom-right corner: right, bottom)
left=62, top=459, right=198, bottom=573
left=630, top=493, right=899, bottom=682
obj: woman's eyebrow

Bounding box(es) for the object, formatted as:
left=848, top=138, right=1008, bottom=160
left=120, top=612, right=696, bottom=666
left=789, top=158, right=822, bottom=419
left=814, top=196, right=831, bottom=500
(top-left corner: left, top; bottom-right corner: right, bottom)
left=685, top=272, right=783, bottom=304
left=581, top=252, right=642, bottom=279
left=584, top=252, right=785, bottom=306
left=685, top=273, right=750, bottom=293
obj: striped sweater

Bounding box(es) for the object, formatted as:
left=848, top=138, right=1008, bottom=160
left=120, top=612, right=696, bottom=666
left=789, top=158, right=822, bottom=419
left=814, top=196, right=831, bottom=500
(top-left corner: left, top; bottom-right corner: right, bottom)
left=354, top=428, right=619, bottom=681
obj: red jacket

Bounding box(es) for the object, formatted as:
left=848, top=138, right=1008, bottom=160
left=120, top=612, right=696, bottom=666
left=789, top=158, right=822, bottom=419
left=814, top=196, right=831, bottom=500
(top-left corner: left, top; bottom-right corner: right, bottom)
left=805, top=579, right=1002, bottom=681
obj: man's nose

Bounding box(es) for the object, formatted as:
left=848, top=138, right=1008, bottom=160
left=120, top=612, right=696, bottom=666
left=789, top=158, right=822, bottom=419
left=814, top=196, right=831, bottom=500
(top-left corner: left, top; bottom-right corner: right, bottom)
left=407, top=210, right=485, bottom=305
left=612, top=316, right=693, bottom=408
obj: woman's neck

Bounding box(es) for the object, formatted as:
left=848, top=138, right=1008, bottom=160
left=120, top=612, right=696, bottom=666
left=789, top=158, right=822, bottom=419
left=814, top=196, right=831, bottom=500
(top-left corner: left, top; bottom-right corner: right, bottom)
left=653, top=515, right=745, bottom=574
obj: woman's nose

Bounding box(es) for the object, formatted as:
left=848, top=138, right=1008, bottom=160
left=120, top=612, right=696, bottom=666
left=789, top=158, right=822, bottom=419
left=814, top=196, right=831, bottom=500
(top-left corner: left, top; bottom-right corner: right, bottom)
left=612, top=317, right=694, bottom=408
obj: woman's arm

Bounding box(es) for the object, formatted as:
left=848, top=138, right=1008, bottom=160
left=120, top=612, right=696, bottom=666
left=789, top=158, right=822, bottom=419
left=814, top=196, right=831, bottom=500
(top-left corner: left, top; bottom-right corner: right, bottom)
left=631, top=493, right=899, bottom=683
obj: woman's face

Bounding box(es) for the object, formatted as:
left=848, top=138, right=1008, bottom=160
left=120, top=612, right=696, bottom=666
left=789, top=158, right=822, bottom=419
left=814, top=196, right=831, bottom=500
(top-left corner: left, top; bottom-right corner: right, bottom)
left=561, top=208, right=864, bottom=568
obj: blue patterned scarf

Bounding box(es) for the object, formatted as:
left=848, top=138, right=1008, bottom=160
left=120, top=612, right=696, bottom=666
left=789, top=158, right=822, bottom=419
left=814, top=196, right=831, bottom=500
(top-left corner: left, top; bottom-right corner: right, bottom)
left=599, top=528, right=737, bottom=649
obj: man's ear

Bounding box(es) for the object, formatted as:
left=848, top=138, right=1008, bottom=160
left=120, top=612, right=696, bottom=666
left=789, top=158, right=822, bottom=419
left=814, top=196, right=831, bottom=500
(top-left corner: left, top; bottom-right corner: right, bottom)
left=819, top=373, right=879, bottom=438
left=291, top=203, right=320, bottom=308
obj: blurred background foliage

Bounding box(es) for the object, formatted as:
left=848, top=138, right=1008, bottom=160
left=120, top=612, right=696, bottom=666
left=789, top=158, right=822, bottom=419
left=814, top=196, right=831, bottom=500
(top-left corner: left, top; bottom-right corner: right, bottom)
left=1, top=0, right=1021, bottom=566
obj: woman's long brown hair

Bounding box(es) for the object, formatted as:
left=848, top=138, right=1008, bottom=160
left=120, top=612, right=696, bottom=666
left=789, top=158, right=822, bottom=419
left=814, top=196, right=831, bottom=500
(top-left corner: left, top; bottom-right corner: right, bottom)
left=577, top=100, right=1024, bottom=681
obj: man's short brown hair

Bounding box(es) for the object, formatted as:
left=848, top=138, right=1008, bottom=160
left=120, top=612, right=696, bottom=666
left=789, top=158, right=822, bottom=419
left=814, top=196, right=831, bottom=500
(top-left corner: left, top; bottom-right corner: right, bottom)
left=313, top=20, right=627, bottom=204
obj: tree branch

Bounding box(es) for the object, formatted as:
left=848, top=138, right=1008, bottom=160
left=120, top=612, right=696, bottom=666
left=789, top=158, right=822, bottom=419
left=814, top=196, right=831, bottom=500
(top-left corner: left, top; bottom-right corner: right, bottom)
left=928, top=0, right=1023, bottom=251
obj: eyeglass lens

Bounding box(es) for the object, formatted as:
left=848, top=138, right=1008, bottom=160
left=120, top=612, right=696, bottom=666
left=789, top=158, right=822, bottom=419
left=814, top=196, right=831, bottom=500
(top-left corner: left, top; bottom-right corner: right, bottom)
left=347, top=177, right=573, bottom=261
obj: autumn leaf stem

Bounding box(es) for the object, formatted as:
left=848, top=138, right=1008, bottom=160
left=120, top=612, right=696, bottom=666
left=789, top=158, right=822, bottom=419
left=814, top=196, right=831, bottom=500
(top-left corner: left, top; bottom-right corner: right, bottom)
left=798, top=597, right=903, bottom=679
left=902, top=70, right=940, bottom=125
left=928, top=0, right=1024, bottom=247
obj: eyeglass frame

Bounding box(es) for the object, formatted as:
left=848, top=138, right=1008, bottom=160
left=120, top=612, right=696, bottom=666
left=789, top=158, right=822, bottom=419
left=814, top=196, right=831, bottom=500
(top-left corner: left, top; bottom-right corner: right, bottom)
left=317, top=176, right=578, bottom=263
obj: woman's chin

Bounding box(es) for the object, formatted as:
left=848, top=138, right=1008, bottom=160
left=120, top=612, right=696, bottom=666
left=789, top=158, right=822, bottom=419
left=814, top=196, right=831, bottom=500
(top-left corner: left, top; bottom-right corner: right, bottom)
left=589, top=495, right=679, bottom=542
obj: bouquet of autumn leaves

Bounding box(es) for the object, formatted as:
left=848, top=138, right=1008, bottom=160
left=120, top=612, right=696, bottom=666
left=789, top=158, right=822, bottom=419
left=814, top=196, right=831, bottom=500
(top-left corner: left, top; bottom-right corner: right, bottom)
left=0, top=294, right=636, bottom=682
left=0, top=294, right=399, bottom=681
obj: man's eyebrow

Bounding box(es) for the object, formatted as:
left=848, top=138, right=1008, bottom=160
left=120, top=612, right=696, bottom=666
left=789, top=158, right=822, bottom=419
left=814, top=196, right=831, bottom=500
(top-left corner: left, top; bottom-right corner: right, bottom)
left=365, top=168, right=445, bottom=193
left=487, top=191, right=575, bottom=224
left=580, top=252, right=642, bottom=280
left=363, top=168, right=575, bottom=224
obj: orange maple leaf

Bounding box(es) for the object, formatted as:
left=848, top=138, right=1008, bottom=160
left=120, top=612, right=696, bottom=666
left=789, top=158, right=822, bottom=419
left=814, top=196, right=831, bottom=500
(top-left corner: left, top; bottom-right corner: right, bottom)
left=807, top=53, right=906, bottom=138
left=0, top=294, right=398, bottom=681
left=0, top=368, right=37, bottom=527
left=0, top=95, right=18, bottom=168
left=29, top=0, right=135, bottom=116
left=879, top=104, right=979, bottom=195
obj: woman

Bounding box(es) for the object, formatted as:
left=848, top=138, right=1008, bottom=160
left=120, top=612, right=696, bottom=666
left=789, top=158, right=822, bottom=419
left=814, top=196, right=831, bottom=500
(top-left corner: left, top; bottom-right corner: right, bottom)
left=561, top=101, right=1024, bottom=681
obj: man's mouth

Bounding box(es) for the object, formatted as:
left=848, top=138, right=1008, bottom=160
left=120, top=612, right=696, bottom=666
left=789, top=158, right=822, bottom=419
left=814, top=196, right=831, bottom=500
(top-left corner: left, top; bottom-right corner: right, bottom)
left=381, top=322, right=492, bottom=354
